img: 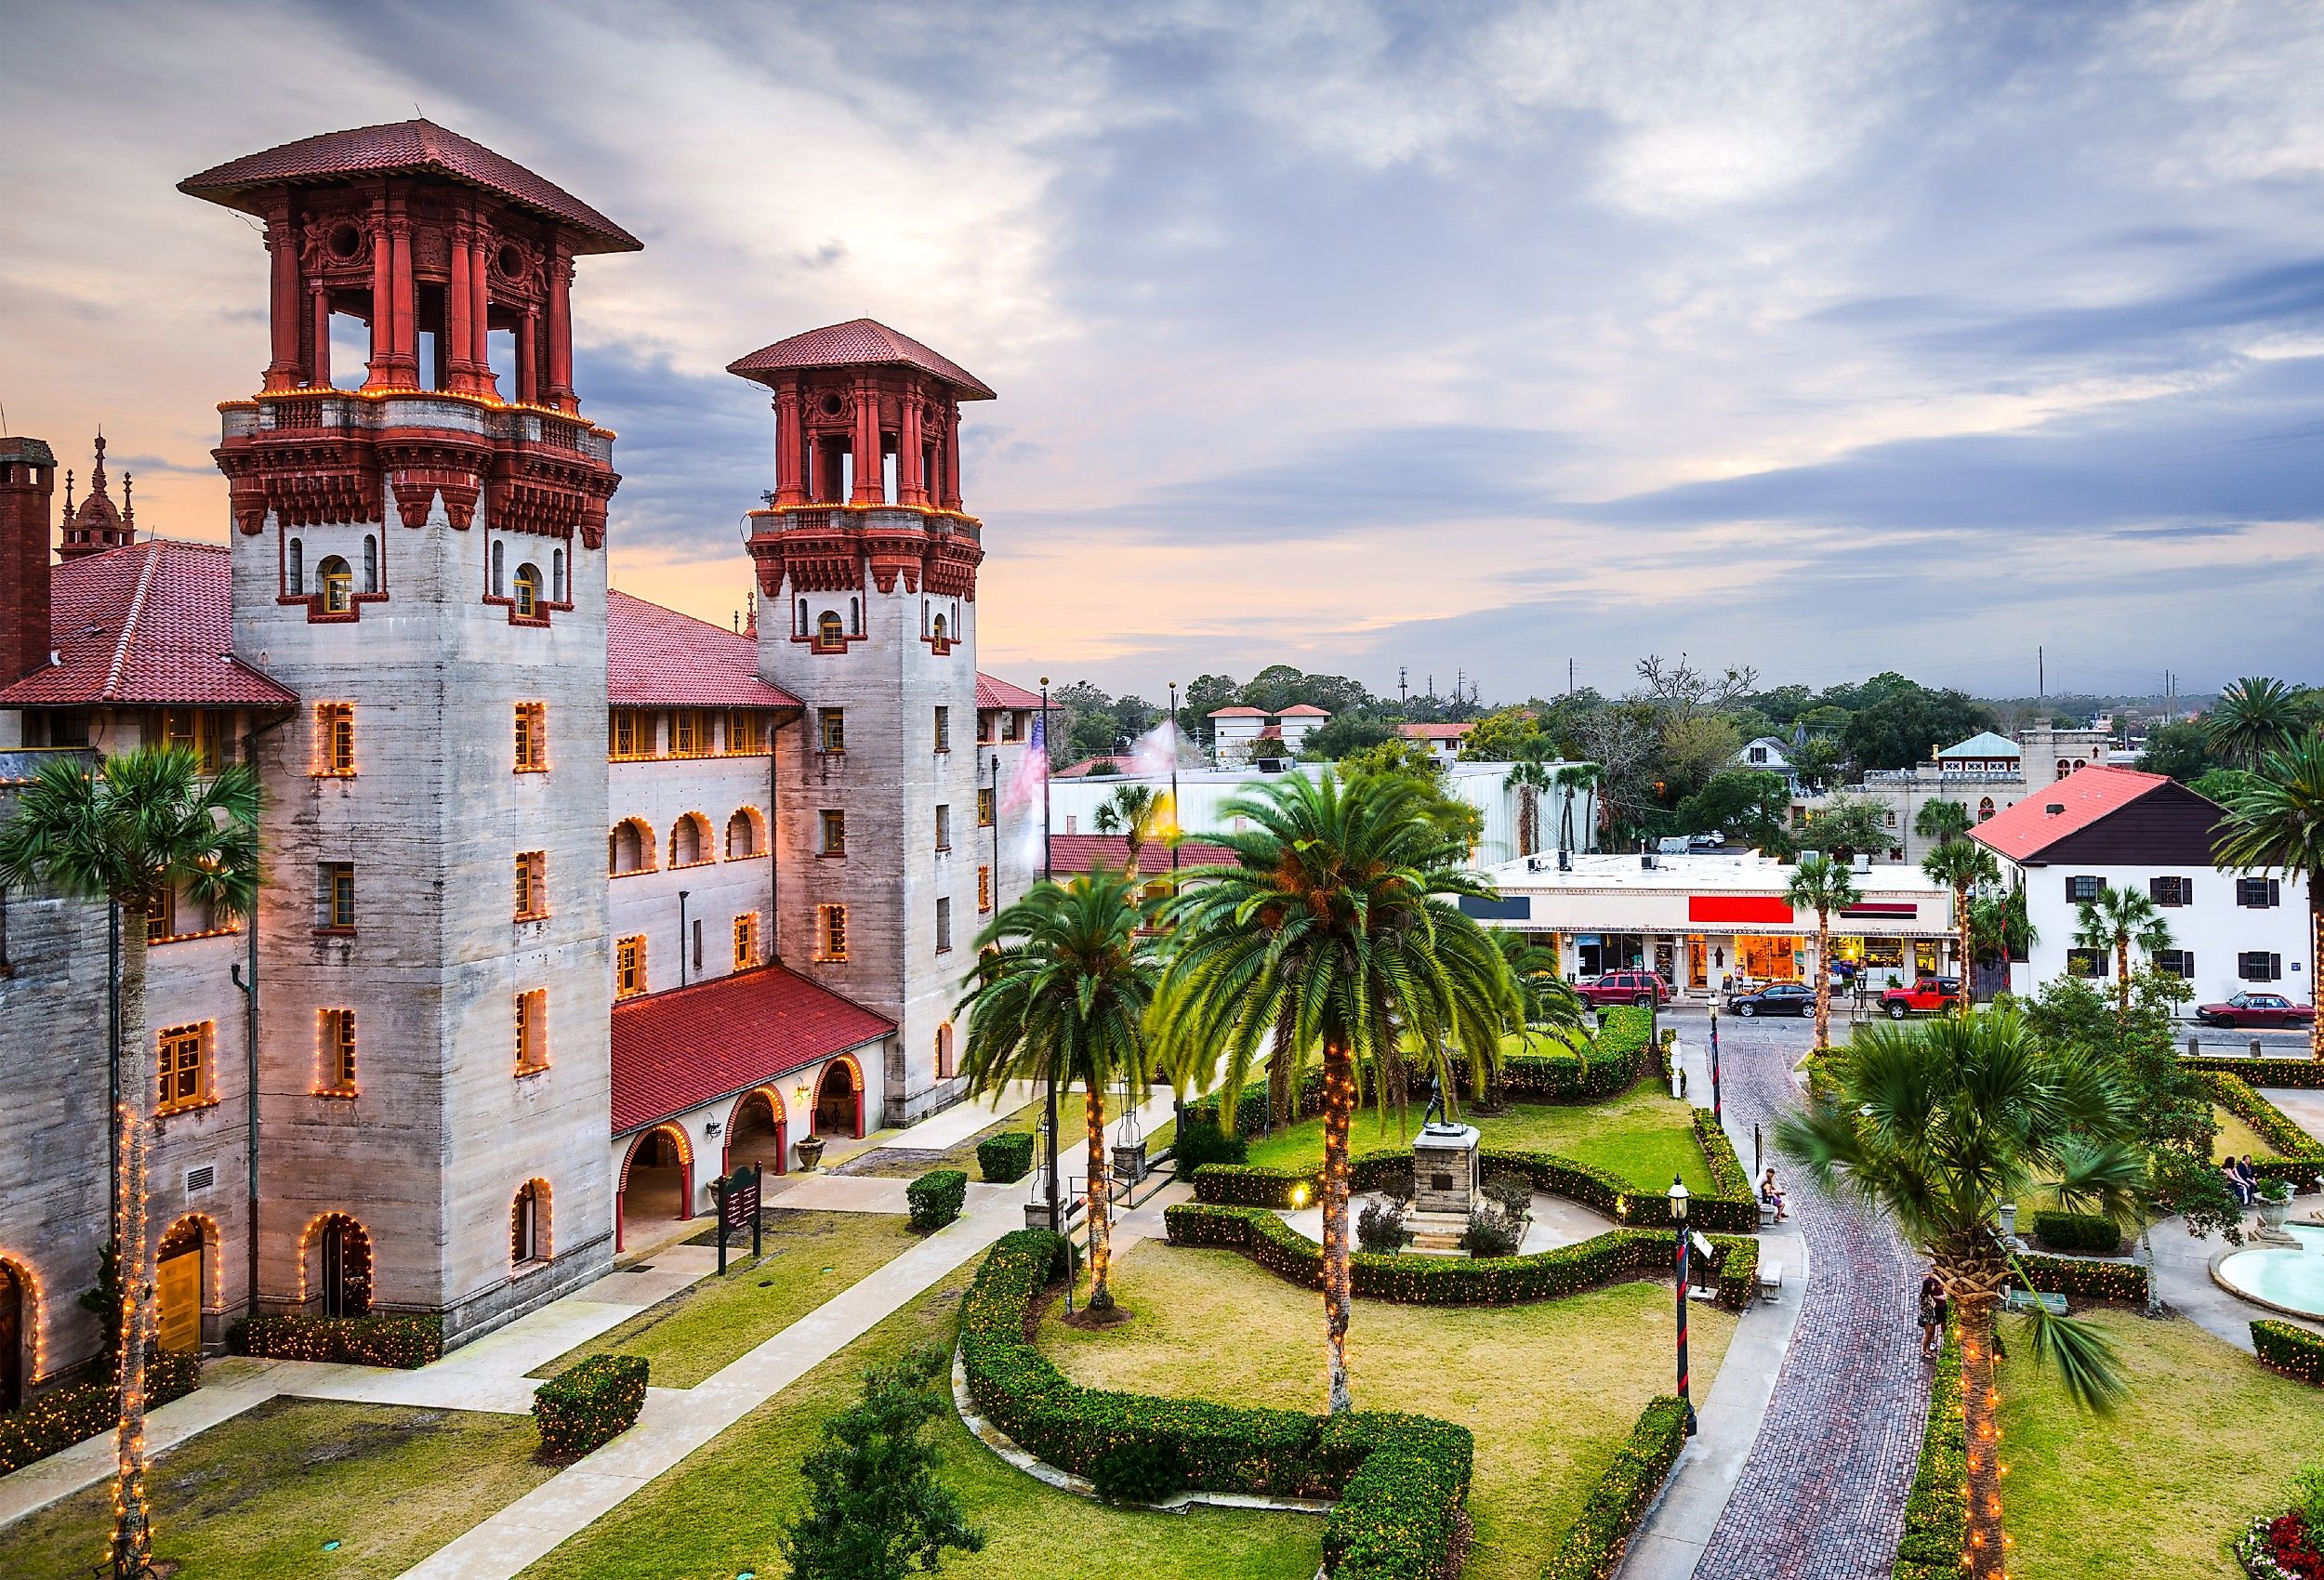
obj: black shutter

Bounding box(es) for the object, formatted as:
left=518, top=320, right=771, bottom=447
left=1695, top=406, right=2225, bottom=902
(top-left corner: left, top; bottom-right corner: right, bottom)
left=2270, top=879, right=2282, bottom=907
left=2182, top=877, right=2193, bottom=906
left=2066, top=875, right=2078, bottom=902
left=2270, top=953, right=2283, bottom=981
left=2184, top=951, right=2195, bottom=980
left=2148, top=876, right=2166, bottom=902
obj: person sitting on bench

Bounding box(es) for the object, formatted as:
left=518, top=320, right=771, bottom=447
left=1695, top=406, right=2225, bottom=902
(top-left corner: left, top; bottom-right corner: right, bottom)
left=1760, top=1167, right=1788, bottom=1222
left=2224, top=1159, right=2253, bottom=1207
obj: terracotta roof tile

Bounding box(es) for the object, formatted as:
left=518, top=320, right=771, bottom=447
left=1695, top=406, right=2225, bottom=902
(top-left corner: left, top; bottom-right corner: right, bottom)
left=1050, top=833, right=1237, bottom=877
left=1398, top=721, right=1472, bottom=740
left=1275, top=704, right=1330, bottom=717
left=0, top=541, right=297, bottom=708
left=610, top=966, right=892, bottom=1135
left=727, top=320, right=995, bottom=400
left=975, top=672, right=1046, bottom=710
left=180, top=121, right=640, bottom=253
left=607, top=591, right=800, bottom=710
left=1968, top=765, right=2172, bottom=863
left=1208, top=704, right=1268, bottom=718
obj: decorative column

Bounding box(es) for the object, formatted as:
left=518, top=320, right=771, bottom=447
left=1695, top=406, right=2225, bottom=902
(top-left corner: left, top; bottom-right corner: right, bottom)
left=470, top=230, right=495, bottom=396
left=942, top=402, right=962, bottom=509
left=363, top=209, right=395, bottom=389
left=516, top=310, right=538, bottom=405
left=773, top=383, right=806, bottom=506
left=309, top=283, right=333, bottom=389
left=545, top=250, right=577, bottom=412
left=385, top=213, right=419, bottom=388
left=850, top=378, right=883, bottom=504
left=898, top=390, right=928, bottom=506
left=263, top=212, right=303, bottom=391
left=447, top=221, right=477, bottom=392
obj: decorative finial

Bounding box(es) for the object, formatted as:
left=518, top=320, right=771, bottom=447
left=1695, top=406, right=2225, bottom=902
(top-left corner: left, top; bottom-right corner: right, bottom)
left=62, top=468, right=74, bottom=514
left=89, top=434, right=108, bottom=493
left=123, top=472, right=134, bottom=526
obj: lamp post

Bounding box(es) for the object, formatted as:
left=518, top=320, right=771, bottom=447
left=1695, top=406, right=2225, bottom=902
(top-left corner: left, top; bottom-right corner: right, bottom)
left=1670, top=1176, right=1697, bottom=1437
left=1038, top=677, right=1059, bottom=1237
left=1709, top=1007, right=1722, bottom=1126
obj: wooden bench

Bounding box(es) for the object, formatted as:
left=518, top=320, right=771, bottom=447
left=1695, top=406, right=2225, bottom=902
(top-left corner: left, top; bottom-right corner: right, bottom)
left=2002, top=1289, right=2067, bottom=1315
left=1756, top=1259, right=1784, bottom=1303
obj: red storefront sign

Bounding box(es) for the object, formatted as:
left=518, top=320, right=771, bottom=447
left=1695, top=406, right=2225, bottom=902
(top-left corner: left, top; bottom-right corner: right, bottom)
left=1686, top=895, right=1794, bottom=925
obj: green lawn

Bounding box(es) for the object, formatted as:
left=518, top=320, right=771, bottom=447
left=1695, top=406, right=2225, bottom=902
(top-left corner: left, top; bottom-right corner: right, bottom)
left=520, top=1280, right=1321, bottom=1580
left=1999, top=1310, right=2321, bottom=1577
left=0, top=1399, right=552, bottom=1580
left=842, top=1092, right=1154, bottom=1178
left=1240, top=1082, right=1715, bottom=1195
left=2212, top=1103, right=2276, bottom=1164
left=532, top=1209, right=917, bottom=1387
left=1042, top=1242, right=1735, bottom=1580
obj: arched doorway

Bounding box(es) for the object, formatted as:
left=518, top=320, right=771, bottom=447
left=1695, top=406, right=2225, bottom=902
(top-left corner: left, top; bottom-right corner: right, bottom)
left=305, top=1214, right=372, bottom=1319
left=157, top=1217, right=214, bottom=1355
left=616, top=1125, right=693, bottom=1251
left=0, top=1261, right=26, bottom=1412
left=726, top=1089, right=787, bottom=1177
left=511, top=1180, right=551, bottom=1268
left=814, top=1058, right=863, bottom=1139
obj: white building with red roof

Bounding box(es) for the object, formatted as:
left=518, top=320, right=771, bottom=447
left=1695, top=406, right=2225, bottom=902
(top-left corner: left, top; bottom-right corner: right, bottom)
left=1208, top=702, right=1328, bottom=767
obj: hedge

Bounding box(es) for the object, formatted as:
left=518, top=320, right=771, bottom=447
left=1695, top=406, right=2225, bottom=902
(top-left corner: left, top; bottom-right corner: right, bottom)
left=1542, top=1395, right=1690, bottom=1579
left=534, top=1353, right=648, bottom=1457
left=2028, top=1210, right=2124, bottom=1255
left=977, top=1129, right=1036, bottom=1184
left=0, top=1350, right=201, bottom=1477
left=2205, top=1072, right=2324, bottom=1171
left=1167, top=1202, right=1761, bottom=1313
left=2183, top=1054, right=2324, bottom=1090
left=2017, top=1252, right=2148, bottom=1306
left=960, top=1231, right=1471, bottom=1580
left=238, top=1312, right=443, bottom=1368
left=2251, top=1320, right=2324, bottom=1388
left=1693, top=1109, right=1752, bottom=1201
left=1891, top=1323, right=1966, bottom=1580
left=907, top=1167, right=969, bottom=1231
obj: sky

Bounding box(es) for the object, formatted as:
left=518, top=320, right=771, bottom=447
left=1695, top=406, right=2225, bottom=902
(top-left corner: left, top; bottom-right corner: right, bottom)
left=7, top=0, right=2324, bottom=704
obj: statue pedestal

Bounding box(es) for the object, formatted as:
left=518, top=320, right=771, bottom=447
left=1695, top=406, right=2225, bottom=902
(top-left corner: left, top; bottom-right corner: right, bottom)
left=1406, top=1123, right=1481, bottom=1251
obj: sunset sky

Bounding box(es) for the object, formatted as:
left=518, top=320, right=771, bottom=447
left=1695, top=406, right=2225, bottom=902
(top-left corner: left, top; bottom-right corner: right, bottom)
left=7, top=1, right=2324, bottom=702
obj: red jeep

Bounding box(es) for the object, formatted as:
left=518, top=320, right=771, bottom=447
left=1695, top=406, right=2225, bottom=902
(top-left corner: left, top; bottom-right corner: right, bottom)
left=1881, top=976, right=1965, bottom=1019
left=1575, top=969, right=1670, bottom=1008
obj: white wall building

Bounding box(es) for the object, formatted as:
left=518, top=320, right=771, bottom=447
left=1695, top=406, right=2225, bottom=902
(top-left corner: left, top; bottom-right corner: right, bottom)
left=1794, top=720, right=2117, bottom=866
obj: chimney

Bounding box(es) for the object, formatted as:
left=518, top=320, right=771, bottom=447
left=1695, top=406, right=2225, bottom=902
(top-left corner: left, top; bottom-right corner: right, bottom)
left=0, top=435, right=57, bottom=685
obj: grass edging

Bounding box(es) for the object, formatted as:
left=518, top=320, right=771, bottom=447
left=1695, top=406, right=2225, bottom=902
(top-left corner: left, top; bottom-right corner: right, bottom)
left=1541, top=1394, right=1690, bottom=1579
left=1890, top=1323, right=1966, bottom=1580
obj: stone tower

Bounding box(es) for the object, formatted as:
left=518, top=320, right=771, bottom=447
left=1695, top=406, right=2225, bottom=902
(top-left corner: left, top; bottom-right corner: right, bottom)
left=183, top=121, right=636, bottom=1342
left=730, top=321, right=992, bottom=1126
left=0, top=435, right=57, bottom=687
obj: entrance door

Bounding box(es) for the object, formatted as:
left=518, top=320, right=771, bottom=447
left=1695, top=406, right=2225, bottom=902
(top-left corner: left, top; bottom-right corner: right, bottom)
left=322, top=1227, right=346, bottom=1318
left=157, top=1246, right=202, bottom=1355
left=0, top=1267, right=20, bottom=1412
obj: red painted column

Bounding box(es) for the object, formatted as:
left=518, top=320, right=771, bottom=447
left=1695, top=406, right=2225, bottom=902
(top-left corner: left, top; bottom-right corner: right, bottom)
left=517, top=311, right=538, bottom=405
left=850, top=379, right=882, bottom=504
left=545, top=251, right=576, bottom=412
left=363, top=210, right=395, bottom=389
left=899, top=390, right=927, bottom=506
left=309, top=284, right=332, bottom=389
left=470, top=232, right=495, bottom=395
left=943, top=402, right=963, bottom=509
left=773, top=383, right=805, bottom=506
left=387, top=215, right=418, bottom=387
left=263, top=212, right=302, bottom=390
left=446, top=222, right=476, bottom=392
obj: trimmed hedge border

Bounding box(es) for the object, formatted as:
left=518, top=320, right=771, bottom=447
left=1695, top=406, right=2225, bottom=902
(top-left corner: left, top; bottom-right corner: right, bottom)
left=534, top=1353, right=648, bottom=1457
left=977, top=1129, right=1036, bottom=1184
left=1891, top=1323, right=1966, bottom=1580
left=960, top=1230, right=1472, bottom=1580
left=2028, top=1210, right=2124, bottom=1255
left=1166, top=1202, right=1760, bottom=1313
left=2204, top=1073, right=2324, bottom=1196
left=0, top=1350, right=200, bottom=1477
left=1543, top=1394, right=1690, bottom=1580
left=2182, top=1053, right=2324, bottom=1091
left=907, top=1167, right=969, bottom=1231
left=2251, top=1320, right=2324, bottom=1388
left=238, top=1312, right=444, bottom=1368
left=2017, top=1252, right=2148, bottom=1306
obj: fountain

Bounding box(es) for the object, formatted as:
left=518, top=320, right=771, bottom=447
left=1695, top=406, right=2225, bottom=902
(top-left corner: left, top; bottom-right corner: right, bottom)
left=2213, top=1222, right=2324, bottom=1320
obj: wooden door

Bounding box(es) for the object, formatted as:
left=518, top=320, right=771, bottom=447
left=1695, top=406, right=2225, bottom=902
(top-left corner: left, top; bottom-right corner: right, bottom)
left=157, top=1247, right=202, bottom=1354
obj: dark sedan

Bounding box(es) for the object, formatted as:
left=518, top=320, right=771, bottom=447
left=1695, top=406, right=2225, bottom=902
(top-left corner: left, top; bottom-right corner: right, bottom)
left=1725, top=981, right=1816, bottom=1018
left=2195, top=993, right=2316, bottom=1029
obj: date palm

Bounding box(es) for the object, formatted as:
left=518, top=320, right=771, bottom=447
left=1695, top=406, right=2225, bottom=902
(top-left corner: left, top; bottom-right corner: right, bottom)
left=2073, top=886, right=2172, bottom=1020
left=2213, top=732, right=2324, bottom=1061
left=0, top=746, right=257, bottom=1580
left=1776, top=1011, right=2140, bottom=1580
left=2205, top=676, right=2310, bottom=770
left=1785, top=853, right=1860, bottom=1052
left=1480, top=930, right=1588, bottom=1112
left=955, top=869, right=1157, bottom=1310
left=1152, top=772, right=1516, bottom=1414
left=1923, top=838, right=1999, bottom=1004
left=1554, top=762, right=1602, bottom=852
left=1507, top=751, right=1553, bottom=858
left=1914, top=798, right=1971, bottom=849
left=1092, top=783, right=1163, bottom=874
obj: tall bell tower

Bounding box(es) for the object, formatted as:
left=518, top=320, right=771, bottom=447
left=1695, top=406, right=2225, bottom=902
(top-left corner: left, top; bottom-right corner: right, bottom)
left=184, top=122, right=636, bottom=1342
left=731, top=321, right=992, bottom=1126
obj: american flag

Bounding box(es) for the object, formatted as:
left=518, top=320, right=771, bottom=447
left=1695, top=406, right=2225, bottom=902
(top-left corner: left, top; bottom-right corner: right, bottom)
left=1000, top=710, right=1047, bottom=815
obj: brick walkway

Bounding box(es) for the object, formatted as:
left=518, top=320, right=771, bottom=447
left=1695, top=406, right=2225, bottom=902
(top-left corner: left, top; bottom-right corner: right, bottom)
left=1690, top=1015, right=1931, bottom=1580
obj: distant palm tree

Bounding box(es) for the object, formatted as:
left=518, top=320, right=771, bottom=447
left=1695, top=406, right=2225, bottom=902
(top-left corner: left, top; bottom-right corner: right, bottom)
left=1785, top=854, right=1861, bottom=1052
left=1553, top=762, right=1601, bottom=854
left=2213, top=732, right=2324, bottom=1061
left=2073, top=886, right=2172, bottom=1019
left=1508, top=751, right=1553, bottom=858
left=2206, top=676, right=2311, bottom=769
left=1092, top=783, right=1162, bottom=875
left=1914, top=798, right=1971, bottom=848
left=955, top=870, right=1157, bottom=1310
left=0, top=746, right=258, bottom=1580
left=1776, top=1011, right=2140, bottom=1580
left=1480, top=930, right=1588, bottom=1112
left=1922, top=838, right=1999, bottom=1002
left=1152, top=772, right=1516, bottom=1414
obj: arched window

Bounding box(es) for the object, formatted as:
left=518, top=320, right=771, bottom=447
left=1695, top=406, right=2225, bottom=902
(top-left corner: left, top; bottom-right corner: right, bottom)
left=931, top=612, right=948, bottom=644
left=671, top=812, right=709, bottom=867
left=304, top=1213, right=372, bottom=1319
left=725, top=808, right=763, bottom=859
left=935, top=1022, right=955, bottom=1080
left=317, top=555, right=352, bottom=613
left=609, top=818, right=653, bottom=876
left=288, top=537, right=304, bottom=595
left=849, top=597, right=861, bottom=636
left=511, top=1180, right=549, bottom=1267
left=514, top=562, right=541, bottom=618
left=491, top=541, right=506, bottom=597
left=362, top=534, right=378, bottom=592
left=816, top=611, right=844, bottom=650
left=1977, top=797, right=1996, bottom=823
left=552, top=548, right=566, bottom=603
left=796, top=598, right=808, bottom=637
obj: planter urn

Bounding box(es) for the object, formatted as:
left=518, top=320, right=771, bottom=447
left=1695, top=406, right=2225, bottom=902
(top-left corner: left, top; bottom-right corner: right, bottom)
left=794, top=1134, right=825, bottom=1174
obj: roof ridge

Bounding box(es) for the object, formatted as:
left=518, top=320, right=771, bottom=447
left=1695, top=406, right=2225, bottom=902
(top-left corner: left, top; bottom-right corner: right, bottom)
left=607, top=586, right=750, bottom=641
left=102, top=543, right=163, bottom=703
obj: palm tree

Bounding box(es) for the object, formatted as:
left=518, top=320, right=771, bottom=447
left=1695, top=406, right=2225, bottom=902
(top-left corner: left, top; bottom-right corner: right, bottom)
left=1479, top=930, right=1588, bottom=1112
left=2205, top=676, right=2311, bottom=770
left=1508, top=750, right=1553, bottom=858
left=1922, top=839, right=1999, bottom=1003
left=1776, top=1012, right=2140, bottom=1580
left=2213, top=732, right=2324, bottom=1061
left=1785, top=854, right=1861, bottom=1053
left=955, top=869, right=1157, bottom=1310
left=1152, top=772, right=1516, bottom=1414
left=1092, top=783, right=1162, bottom=874
left=0, top=746, right=257, bottom=1580
left=2073, top=886, right=2172, bottom=1020
left=1552, top=762, right=1600, bottom=855
left=1914, top=798, right=1971, bottom=849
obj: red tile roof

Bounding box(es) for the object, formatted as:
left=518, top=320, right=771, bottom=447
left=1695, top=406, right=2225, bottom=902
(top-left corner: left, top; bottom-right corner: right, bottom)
left=975, top=672, right=1046, bottom=710
left=607, top=591, right=800, bottom=710
left=179, top=121, right=640, bottom=254
left=1276, top=704, right=1330, bottom=717
left=727, top=319, right=996, bottom=401
left=1208, top=704, right=1268, bottom=718
left=0, top=541, right=297, bottom=708
left=1053, top=757, right=1126, bottom=778
left=1050, top=833, right=1237, bottom=876
left=610, top=965, right=892, bottom=1134
left=1968, top=766, right=2172, bottom=863
left=1398, top=721, right=1472, bottom=741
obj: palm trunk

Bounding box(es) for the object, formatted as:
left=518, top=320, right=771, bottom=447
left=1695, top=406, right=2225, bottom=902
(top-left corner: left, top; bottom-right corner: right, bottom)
left=1957, top=1290, right=2006, bottom=1580
left=112, top=915, right=155, bottom=1579
left=2116, top=937, right=2132, bottom=1019
left=1520, top=785, right=1538, bottom=858
left=1813, top=907, right=1832, bottom=1053
left=2310, top=885, right=2322, bottom=1063
left=1957, top=881, right=1974, bottom=1007
left=1085, top=1087, right=1113, bottom=1310
left=1319, top=1042, right=1355, bottom=1415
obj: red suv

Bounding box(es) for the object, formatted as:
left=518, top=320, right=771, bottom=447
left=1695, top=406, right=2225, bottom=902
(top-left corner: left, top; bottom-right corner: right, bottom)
left=1881, top=976, right=1965, bottom=1019
left=1575, top=970, right=1670, bottom=1008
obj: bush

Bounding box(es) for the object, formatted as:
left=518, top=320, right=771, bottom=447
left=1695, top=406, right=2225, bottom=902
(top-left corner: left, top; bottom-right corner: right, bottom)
left=0, top=1350, right=201, bottom=1477
left=1356, top=1198, right=1409, bottom=1255
left=2205, top=1073, right=2324, bottom=1165
left=1692, top=1109, right=1752, bottom=1200
left=1089, top=1435, right=1184, bottom=1503
left=1463, top=1203, right=1525, bottom=1258
left=1891, top=1324, right=1966, bottom=1580
left=533, top=1353, right=648, bottom=1458
left=1481, top=1172, right=1534, bottom=1217
left=1543, top=1396, right=1690, bottom=1579
left=2253, top=1321, right=2324, bottom=1389
left=2029, top=1210, right=2123, bottom=1255
left=239, top=1312, right=443, bottom=1368
left=906, top=1167, right=969, bottom=1232
left=2017, top=1252, right=2149, bottom=1305
left=1711, top=1237, right=1758, bottom=1311
left=1169, top=1110, right=1249, bottom=1170
left=976, top=1130, right=1036, bottom=1184
left=2183, top=1055, right=2324, bottom=1091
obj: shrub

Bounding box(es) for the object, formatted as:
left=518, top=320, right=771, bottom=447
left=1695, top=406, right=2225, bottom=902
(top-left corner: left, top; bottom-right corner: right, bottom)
left=1089, top=1435, right=1184, bottom=1503
left=976, top=1130, right=1036, bottom=1184
left=0, top=1350, right=201, bottom=1477
left=1543, top=1395, right=1690, bottom=1579
left=2029, top=1210, right=2124, bottom=1255
left=1464, top=1203, right=1525, bottom=1258
left=239, top=1312, right=443, bottom=1368
left=1711, top=1237, right=1758, bottom=1311
left=1481, top=1172, right=1534, bottom=1217
left=1891, top=1323, right=1966, bottom=1580
left=1692, top=1109, right=1752, bottom=1201
left=2253, top=1321, right=2324, bottom=1389
left=2205, top=1073, right=2324, bottom=1165
left=1356, top=1198, right=1409, bottom=1255
left=906, top=1167, right=969, bottom=1232
left=2183, top=1055, right=2324, bottom=1092
left=2018, top=1253, right=2148, bottom=1306
left=1169, top=1110, right=1249, bottom=1170
left=534, top=1353, right=649, bottom=1458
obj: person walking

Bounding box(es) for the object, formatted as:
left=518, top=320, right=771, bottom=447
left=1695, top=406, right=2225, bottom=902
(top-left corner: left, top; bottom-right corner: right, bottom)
left=1918, top=1271, right=1948, bottom=1358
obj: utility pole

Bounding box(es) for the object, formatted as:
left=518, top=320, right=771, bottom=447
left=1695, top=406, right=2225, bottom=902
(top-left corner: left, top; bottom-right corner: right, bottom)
left=2038, top=645, right=2044, bottom=702
left=1569, top=657, right=1575, bottom=698
left=1399, top=666, right=1408, bottom=707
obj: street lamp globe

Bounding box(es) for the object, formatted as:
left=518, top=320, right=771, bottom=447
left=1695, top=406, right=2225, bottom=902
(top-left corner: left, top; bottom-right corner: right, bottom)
left=1669, top=1176, right=1690, bottom=1222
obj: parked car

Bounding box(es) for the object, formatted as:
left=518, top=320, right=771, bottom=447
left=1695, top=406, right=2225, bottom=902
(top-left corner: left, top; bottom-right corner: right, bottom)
left=1575, top=969, right=1670, bottom=1008
left=1881, top=976, right=1965, bottom=1019
left=2194, top=993, right=2316, bottom=1030
left=1726, top=981, right=1816, bottom=1018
